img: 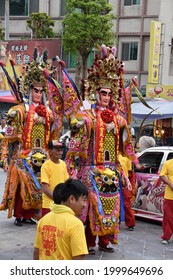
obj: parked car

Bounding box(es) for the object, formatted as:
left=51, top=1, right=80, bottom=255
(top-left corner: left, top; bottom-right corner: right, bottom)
left=133, top=146, right=173, bottom=222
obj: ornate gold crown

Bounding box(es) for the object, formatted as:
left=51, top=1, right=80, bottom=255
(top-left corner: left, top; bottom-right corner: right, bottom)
left=18, top=48, right=50, bottom=97
left=82, top=45, right=124, bottom=105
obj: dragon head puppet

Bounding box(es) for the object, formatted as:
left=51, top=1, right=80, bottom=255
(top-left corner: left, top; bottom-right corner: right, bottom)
left=91, top=166, right=119, bottom=193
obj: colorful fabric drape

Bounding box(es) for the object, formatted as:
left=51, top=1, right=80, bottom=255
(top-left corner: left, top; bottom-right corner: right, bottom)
left=62, top=70, right=81, bottom=118
left=45, top=74, right=64, bottom=139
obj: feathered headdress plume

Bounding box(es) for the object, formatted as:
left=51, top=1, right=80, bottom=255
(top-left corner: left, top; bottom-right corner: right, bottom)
left=53, top=56, right=81, bottom=119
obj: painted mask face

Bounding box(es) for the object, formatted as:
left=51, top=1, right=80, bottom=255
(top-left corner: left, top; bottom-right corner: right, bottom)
left=99, top=88, right=112, bottom=108
left=32, top=86, right=44, bottom=103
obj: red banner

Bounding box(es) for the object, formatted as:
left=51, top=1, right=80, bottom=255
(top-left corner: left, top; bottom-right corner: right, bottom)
left=1, top=39, right=61, bottom=91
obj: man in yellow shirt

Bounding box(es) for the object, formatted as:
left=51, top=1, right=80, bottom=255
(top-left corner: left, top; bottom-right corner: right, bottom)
left=159, top=158, right=173, bottom=244
left=41, top=140, right=69, bottom=216
left=118, top=154, right=136, bottom=231
left=33, top=178, right=88, bottom=260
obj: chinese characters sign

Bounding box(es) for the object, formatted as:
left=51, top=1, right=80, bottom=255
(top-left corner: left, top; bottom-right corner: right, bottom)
left=148, top=21, right=161, bottom=84
left=4, top=39, right=61, bottom=90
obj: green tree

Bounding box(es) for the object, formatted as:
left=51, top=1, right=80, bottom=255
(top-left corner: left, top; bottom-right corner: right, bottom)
left=62, top=0, right=115, bottom=84
left=26, top=12, right=56, bottom=38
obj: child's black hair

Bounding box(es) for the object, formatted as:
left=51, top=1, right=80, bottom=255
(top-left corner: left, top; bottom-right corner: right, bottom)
left=53, top=178, right=88, bottom=204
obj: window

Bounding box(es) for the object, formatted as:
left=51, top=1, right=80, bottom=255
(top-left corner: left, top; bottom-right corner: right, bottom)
left=167, top=153, right=173, bottom=161
left=61, top=0, right=66, bottom=16
left=10, top=0, right=29, bottom=16
left=169, top=39, right=173, bottom=75
left=135, top=152, right=163, bottom=174
left=29, top=0, right=39, bottom=14
left=0, top=1, right=5, bottom=16
left=62, top=50, right=96, bottom=69
left=70, top=53, right=77, bottom=68
left=121, top=42, right=138, bottom=61
left=124, top=0, right=140, bottom=6
left=62, top=52, right=76, bottom=68
left=9, top=0, right=39, bottom=16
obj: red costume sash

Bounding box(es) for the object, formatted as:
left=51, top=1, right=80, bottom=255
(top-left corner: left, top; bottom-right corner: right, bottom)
left=94, top=110, right=119, bottom=164
left=23, top=104, right=50, bottom=150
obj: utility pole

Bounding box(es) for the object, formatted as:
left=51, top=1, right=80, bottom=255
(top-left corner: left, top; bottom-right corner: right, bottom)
left=5, top=0, right=9, bottom=40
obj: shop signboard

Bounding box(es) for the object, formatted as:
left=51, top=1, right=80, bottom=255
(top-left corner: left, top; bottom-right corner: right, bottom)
left=0, top=39, right=61, bottom=92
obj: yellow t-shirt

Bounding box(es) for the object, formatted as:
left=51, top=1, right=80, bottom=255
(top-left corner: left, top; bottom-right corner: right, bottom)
left=160, top=159, right=173, bottom=200
left=0, top=133, right=4, bottom=139
left=118, top=154, right=132, bottom=177
left=41, top=159, right=69, bottom=208
left=34, top=204, right=88, bottom=260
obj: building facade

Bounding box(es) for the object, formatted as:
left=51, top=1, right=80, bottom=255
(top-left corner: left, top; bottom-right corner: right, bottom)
left=0, top=0, right=173, bottom=87
left=0, top=0, right=173, bottom=141
left=115, top=0, right=173, bottom=91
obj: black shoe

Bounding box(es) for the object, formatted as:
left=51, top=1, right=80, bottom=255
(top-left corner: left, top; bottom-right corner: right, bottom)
left=127, top=226, right=135, bottom=231
left=88, top=247, right=96, bottom=255
left=14, top=218, right=23, bottom=226
left=99, top=246, right=114, bottom=253
left=21, top=218, right=36, bottom=225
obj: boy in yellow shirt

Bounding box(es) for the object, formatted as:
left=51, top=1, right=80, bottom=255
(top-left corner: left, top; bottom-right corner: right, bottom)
left=33, top=178, right=88, bottom=260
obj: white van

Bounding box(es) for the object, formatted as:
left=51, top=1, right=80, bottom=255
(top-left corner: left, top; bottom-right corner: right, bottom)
left=133, top=146, right=173, bottom=222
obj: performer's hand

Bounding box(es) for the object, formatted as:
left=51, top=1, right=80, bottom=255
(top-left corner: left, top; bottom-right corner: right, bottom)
left=135, top=163, right=145, bottom=170
left=3, top=165, right=9, bottom=172
left=127, top=180, right=132, bottom=191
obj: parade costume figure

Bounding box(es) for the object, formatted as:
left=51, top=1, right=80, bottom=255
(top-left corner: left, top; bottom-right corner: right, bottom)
left=65, top=45, right=140, bottom=252
left=0, top=118, right=7, bottom=167
left=0, top=49, right=57, bottom=225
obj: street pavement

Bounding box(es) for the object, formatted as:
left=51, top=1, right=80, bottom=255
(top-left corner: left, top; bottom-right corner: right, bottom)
left=0, top=168, right=173, bottom=260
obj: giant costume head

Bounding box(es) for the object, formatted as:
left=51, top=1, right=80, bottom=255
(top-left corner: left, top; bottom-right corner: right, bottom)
left=82, top=45, right=124, bottom=110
